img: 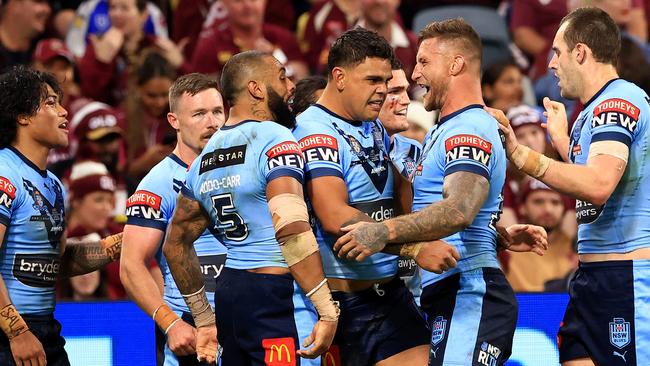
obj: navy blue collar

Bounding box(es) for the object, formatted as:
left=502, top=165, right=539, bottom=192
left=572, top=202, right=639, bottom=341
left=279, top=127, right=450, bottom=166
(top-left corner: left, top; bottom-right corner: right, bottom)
left=7, top=146, right=47, bottom=177
left=221, top=119, right=260, bottom=130
left=314, top=104, right=363, bottom=127
left=438, top=104, right=484, bottom=125
left=583, top=78, right=621, bottom=109
left=168, top=153, right=188, bottom=169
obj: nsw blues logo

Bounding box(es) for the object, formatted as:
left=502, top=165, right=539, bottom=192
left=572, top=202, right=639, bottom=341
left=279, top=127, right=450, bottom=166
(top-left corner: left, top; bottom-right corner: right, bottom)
left=431, top=316, right=447, bottom=346
left=609, top=318, right=631, bottom=349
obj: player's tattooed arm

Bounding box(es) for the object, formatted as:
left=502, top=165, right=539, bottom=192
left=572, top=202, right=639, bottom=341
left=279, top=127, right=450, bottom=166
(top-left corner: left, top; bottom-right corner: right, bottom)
left=334, top=171, right=488, bottom=257
left=163, top=195, right=210, bottom=293
left=59, top=233, right=123, bottom=277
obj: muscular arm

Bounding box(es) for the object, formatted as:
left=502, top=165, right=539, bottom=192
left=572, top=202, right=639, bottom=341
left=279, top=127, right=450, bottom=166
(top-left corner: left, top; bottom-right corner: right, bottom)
left=120, top=225, right=164, bottom=317
left=0, top=224, right=19, bottom=330
left=306, top=176, right=374, bottom=236
left=162, top=195, right=209, bottom=295
left=59, top=235, right=118, bottom=278
left=382, top=171, right=489, bottom=244
left=392, top=163, right=412, bottom=216
left=267, top=177, right=326, bottom=291
left=538, top=154, right=626, bottom=206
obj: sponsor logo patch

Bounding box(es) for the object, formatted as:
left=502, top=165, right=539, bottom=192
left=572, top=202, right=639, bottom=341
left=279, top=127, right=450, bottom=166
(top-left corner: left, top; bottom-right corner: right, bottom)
left=477, top=341, right=502, bottom=366
left=350, top=199, right=394, bottom=222
left=266, top=141, right=304, bottom=171
left=199, top=254, right=226, bottom=293
left=445, top=134, right=492, bottom=167
left=0, top=176, right=16, bottom=209
left=610, top=318, right=631, bottom=349
left=262, top=337, right=295, bottom=366
left=126, top=190, right=163, bottom=220
left=592, top=98, right=640, bottom=133
left=13, top=253, right=60, bottom=288
left=199, top=145, right=247, bottom=174
left=431, top=316, right=447, bottom=346
left=322, top=345, right=341, bottom=366
left=575, top=199, right=604, bottom=225
left=299, top=134, right=340, bottom=164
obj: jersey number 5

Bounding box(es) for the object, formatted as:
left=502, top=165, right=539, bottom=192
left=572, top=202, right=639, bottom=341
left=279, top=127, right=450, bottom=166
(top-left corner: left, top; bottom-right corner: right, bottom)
left=211, top=193, right=249, bottom=241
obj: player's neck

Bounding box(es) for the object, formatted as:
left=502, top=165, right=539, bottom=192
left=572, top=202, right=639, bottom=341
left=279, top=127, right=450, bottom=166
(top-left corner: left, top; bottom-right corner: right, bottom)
left=579, top=64, right=619, bottom=105
left=172, top=143, right=198, bottom=167
left=11, top=137, right=50, bottom=171
left=226, top=104, right=272, bottom=126
left=317, top=85, right=358, bottom=121
left=439, top=76, right=484, bottom=119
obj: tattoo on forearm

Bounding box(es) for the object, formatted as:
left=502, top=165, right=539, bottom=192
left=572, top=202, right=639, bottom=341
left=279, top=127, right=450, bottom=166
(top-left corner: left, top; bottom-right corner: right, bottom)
left=164, top=195, right=209, bottom=294
left=0, top=305, right=27, bottom=339
left=60, top=242, right=112, bottom=277
left=387, top=172, right=489, bottom=244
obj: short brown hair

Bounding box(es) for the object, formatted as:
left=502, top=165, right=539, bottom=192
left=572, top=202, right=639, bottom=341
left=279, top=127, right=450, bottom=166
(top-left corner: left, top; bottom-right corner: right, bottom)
left=560, top=7, right=620, bottom=65
left=168, top=73, right=220, bottom=112
left=419, top=18, right=482, bottom=62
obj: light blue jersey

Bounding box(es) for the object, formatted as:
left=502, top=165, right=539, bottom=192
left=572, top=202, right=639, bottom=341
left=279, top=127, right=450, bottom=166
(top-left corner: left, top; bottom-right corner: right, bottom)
left=568, top=78, right=650, bottom=254
left=412, top=105, right=506, bottom=288
left=293, top=104, right=397, bottom=280
left=125, top=154, right=226, bottom=312
left=0, top=147, right=65, bottom=315
left=390, top=133, right=422, bottom=179
left=183, top=120, right=305, bottom=270
left=389, top=133, right=423, bottom=304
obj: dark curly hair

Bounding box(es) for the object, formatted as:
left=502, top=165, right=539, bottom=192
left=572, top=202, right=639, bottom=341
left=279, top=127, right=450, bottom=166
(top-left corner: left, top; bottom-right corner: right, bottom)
left=327, top=27, right=394, bottom=77
left=0, top=66, right=62, bottom=148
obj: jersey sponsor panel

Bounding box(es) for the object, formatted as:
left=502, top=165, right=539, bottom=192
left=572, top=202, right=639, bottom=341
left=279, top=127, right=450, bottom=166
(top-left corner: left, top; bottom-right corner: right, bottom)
left=125, top=190, right=163, bottom=220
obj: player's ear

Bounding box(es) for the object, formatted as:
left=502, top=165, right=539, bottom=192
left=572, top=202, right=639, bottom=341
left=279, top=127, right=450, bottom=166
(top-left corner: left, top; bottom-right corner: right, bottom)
left=167, top=112, right=180, bottom=131
left=449, top=55, right=465, bottom=76
left=247, top=80, right=264, bottom=100
left=574, top=43, right=587, bottom=64
left=17, top=116, right=30, bottom=127
left=332, top=67, right=346, bottom=91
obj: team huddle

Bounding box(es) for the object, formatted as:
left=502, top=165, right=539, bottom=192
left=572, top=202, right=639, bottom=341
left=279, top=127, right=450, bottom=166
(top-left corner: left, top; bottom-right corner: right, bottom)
left=1, top=5, right=650, bottom=366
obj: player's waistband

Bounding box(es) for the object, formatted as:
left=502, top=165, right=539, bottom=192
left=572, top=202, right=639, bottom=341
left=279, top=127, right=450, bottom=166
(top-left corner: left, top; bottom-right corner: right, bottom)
left=221, top=267, right=294, bottom=282
left=578, top=259, right=650, bottom=271
left=330, top=276, right=403, bottom=297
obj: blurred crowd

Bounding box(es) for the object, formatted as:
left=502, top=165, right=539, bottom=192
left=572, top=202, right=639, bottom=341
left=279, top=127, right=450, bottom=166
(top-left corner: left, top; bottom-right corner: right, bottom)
left=2, top=0, right=648, bottom=299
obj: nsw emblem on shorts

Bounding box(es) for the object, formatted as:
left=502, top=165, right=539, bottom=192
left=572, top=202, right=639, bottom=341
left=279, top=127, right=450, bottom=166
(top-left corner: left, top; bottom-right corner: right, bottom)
left=609, top=317, right=631, bottom=349
left=431, top=316, right=447, bottom=346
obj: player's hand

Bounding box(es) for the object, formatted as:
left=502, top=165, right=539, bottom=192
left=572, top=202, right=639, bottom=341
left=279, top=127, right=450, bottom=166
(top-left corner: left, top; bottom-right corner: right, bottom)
left=166, top=320, right=197, bottom=356
left=297, top=319, right=337, bottom=359
left=334, top=222, right=389, bottom=261
left=10, top=330, right=46, bottom=366
left=196, top=325, right=218, bottom=364
left=484, top=106, right=519, bottom=157
left=542, top=97, right=569, bottom=139
left=89, top=27, right=124, bottom=64
left=414, top=241, right=460, bottom=274
left=506, top=224, right=548, bottom=256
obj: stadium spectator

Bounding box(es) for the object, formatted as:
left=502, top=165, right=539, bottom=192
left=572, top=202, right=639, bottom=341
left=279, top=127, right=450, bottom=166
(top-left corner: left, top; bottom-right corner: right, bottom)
left=297, top=0, right=361, bottom=73
left=569, top=0, right=647, bottom=42
left=292, top=75, right=327, bottom=115
left=505, top=178, right=577, bottom=292
left=618, top=36, right=650, bottom=94
left=65, top=0, right=168, bottom=58
left=123, top=51, right=176, bottom=190
left=0, top=0, right=52, bottom=70
left=357, top=0, right=418, bottom=80
left=77, top=0, right=183, bottom=106
left=482, top=60, right=525, bottom=113
left=510, top=0, right=567, bottom=80
left=63, top=162, right=123, bottom=299
left=31, top=38, right=80, bottom=110
left=189, top=0, right=307, bottom=79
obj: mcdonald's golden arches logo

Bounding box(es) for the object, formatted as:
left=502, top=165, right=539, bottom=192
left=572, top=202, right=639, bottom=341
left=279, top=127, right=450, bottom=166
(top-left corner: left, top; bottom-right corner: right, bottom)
left=322, top=345, right=341, bottom=366
left=263, top=337, right=296, bottom=366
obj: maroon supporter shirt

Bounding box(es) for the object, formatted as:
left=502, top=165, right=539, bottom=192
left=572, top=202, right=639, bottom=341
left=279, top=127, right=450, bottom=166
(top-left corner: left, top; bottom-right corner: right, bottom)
left=298, top=0, right=357, bottom=73
left=189, top=22, right=304, bottom=75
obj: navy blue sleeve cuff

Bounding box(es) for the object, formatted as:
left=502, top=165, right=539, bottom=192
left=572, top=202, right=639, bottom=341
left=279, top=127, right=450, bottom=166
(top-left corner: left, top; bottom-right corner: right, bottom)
left=180, top=185, right=196, bottom=200
left=305, top=167, right=344, bottom=181
left=591, top=131, right=632, bottom=147
left=267, top=168, right=304, bottom=185
left=0, top=213, right=10, bottom=227
left=126, top=217, right=167, bottom=232
left=445, top=163, right=490, bottom=181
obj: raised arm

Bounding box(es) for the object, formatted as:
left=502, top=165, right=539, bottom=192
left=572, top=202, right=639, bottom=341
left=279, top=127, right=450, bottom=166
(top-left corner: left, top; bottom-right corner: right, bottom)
left=59, top=233, right=122, bottom=278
